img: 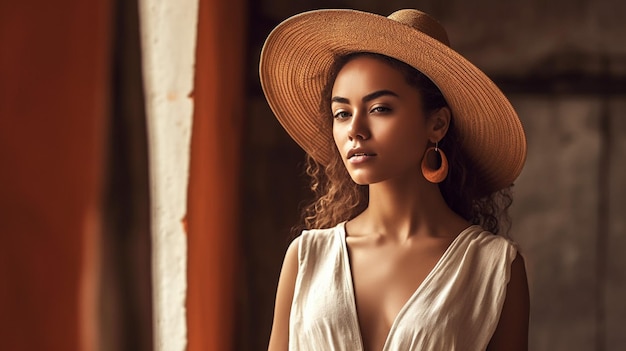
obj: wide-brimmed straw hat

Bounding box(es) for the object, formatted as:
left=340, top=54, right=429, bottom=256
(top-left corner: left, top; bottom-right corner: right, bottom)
left=259, top=9, right=527, bottom=193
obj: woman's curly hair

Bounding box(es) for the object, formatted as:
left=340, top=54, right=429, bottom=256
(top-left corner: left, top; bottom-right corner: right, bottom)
left=293, top=52, right=513, bottom=237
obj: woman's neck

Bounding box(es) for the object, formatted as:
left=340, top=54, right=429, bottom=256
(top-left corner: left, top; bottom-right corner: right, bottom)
left=353, top=177, right=467, bottom=242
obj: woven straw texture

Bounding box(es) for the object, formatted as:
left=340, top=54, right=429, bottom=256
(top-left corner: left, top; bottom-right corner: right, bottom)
left=259, top=9, right=527, bottom=193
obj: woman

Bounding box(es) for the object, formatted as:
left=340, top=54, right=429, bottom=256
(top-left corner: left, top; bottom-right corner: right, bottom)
left=260, top=9, right=529, bottom=351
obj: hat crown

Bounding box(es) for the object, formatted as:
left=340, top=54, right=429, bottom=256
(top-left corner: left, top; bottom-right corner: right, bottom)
left=387, top=9, right=450, bottom=47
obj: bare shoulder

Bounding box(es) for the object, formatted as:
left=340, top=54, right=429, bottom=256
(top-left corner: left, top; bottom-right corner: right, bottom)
left=487, top=253, right=530, bottom=351
left=282, top=236, right=301, bottom=269
left=267, top=237, right=300, bottom=351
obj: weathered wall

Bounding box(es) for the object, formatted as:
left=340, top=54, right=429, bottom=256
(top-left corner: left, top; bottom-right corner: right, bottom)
left=139, top=0, right=198, bottom=349
left=241, top=0, right=626, bottom=350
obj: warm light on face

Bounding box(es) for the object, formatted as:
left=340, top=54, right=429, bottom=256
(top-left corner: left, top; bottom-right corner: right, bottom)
left=331, top=56, right=433, bottom=186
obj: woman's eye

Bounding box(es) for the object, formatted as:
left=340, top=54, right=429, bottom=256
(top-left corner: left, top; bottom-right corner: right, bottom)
left=333, top=111, right=351, bottom=119
left=371, top=106, right=390, bottom=113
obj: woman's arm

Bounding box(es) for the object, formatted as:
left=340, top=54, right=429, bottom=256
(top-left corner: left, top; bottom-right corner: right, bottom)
left=487, top=253, right=530, bottom=351
left=267, top=237, right=300, bottom=351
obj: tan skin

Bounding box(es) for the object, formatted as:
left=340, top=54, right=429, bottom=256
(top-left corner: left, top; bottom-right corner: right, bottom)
left=268, top=56, right=529, bottom=350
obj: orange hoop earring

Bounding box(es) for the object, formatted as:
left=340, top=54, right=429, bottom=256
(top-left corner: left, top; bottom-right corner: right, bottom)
left=421, top=142, right=449, bottom=183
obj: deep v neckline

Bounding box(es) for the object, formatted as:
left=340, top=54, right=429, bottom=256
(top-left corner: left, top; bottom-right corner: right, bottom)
left=337, top=222, right=478, bottom=350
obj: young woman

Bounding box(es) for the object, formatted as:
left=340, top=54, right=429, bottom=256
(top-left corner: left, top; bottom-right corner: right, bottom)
left=260, top=9, right=529, bottom=351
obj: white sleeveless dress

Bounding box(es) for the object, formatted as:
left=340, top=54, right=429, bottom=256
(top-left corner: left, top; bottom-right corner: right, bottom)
left=288, top=222, right=518, bottom=350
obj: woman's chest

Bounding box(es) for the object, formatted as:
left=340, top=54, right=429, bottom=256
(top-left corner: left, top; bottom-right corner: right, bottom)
left=346, top=240, right=452, bottom=350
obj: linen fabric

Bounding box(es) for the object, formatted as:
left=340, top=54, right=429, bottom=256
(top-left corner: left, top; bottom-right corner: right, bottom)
left=288, top=222, right=518, bottom=350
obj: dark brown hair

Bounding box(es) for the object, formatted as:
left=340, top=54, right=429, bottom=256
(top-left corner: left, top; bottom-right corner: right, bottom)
left=294, top=52, right=513, bottom=236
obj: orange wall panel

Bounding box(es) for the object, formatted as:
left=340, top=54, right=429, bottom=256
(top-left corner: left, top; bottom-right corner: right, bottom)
left=0, top=0, right=111, bottom=349
left=186, top=0, right=246, bottom=350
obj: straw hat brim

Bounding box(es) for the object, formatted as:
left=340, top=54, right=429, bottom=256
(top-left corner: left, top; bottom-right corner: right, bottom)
left=259, top=9, right=527, bottom=193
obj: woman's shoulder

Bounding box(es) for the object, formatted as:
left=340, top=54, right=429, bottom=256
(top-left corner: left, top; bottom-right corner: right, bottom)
left=462, top=225, right=519, bottom=248
left=299, top=222, right=345, bottom=240
left=296, top=222, right=346, bottom=257
left=454, top=225, right=520, bottom=266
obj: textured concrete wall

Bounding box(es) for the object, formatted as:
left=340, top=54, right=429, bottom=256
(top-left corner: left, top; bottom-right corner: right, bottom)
left=242, top=0, right=626, bottom=350
left=607, top=97, right=626, bottom=349
left=511, top=96, right=602, bottom=350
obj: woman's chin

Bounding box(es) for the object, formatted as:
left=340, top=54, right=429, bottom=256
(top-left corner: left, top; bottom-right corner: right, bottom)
left=349, top=174, right=378, bottom=186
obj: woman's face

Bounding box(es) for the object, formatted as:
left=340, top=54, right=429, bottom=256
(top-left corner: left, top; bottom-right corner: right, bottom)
left=331, top=56, right=435, bottom=185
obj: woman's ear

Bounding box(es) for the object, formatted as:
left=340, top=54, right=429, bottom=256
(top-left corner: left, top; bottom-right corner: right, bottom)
left=427, top=107, right=451, bottom=142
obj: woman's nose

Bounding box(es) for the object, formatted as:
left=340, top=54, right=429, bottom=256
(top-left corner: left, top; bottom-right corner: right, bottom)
left=348, top=112, right=370, bottom=141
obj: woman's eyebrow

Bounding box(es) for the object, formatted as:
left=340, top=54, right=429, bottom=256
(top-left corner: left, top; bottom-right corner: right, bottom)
left=362, top=89, right=398, bottom=102
left=331, top=89, right=399, bottom=104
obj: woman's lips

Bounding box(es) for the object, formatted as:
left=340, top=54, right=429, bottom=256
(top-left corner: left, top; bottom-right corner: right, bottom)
left=348, top=152, right=376, bottom=164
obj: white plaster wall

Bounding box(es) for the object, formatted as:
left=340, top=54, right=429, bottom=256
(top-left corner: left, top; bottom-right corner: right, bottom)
left=138, top=0, right=198, bottom=350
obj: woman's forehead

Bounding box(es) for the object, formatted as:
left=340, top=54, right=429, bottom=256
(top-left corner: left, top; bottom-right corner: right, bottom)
left=331, top=56, right=416, bottom=97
